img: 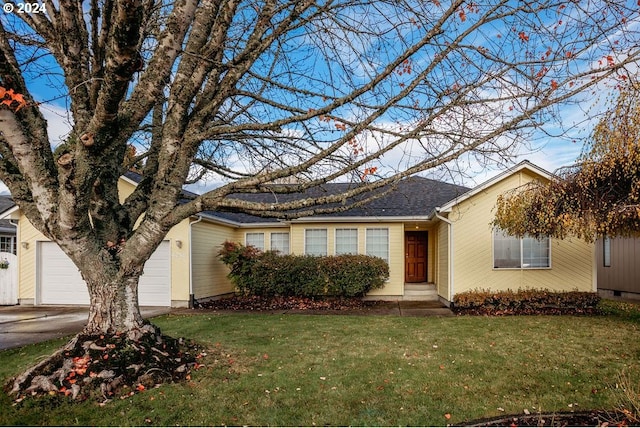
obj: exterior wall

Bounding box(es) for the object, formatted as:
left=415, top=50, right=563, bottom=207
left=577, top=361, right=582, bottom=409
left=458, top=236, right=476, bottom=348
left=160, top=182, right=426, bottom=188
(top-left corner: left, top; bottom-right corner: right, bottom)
left=597, top=237, right=640, bottom=298
left=448, top=170, right=595, bottom=298
left=14, top=177, right=193, bottom=307
left=436, top=221, right=449, bottom=301
left=191, top=220, right=237, bottom=300
left=289, top=222, right=404, bottom=296
left=427, top=228, right=436, bottom=283
left=14, top=214, right=40, bottom=305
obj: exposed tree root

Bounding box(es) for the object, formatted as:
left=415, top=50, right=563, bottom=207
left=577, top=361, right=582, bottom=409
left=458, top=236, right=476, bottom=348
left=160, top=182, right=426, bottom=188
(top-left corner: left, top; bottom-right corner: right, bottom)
left=5, top=323, right=206, bottom=404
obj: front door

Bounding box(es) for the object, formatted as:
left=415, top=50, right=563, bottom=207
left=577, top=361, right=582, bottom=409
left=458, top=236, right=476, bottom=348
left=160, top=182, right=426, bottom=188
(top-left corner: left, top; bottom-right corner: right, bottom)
left=405, top=231, right=427, bottom=283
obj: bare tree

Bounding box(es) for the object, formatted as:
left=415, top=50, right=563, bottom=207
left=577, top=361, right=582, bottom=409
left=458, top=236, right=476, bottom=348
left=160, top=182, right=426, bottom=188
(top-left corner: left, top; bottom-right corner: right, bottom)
left=1, top=0, right=639, bottom=397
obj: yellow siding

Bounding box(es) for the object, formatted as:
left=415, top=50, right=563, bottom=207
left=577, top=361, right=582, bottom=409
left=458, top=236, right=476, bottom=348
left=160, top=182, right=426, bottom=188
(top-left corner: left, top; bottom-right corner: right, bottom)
left=191, top=221, right=237, bottom=299
left=289, top=222, right=404, bottom=296
left=15, top=176, right=194, bottom=307
left=436, top=221, right=449, bottom=300
left=165, top=219, right=190, bottom=306
left=448, top=170, right=594, bottom=296
left=15, top=215, right=42, bottom=303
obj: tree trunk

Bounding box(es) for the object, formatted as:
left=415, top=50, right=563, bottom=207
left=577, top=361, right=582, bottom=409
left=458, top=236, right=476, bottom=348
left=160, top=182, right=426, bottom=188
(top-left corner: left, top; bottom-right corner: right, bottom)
left=78, top=253, right=153, bottom=339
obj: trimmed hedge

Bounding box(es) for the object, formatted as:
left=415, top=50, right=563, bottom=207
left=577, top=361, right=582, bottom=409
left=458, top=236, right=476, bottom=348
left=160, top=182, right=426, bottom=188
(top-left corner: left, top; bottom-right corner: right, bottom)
left=218, top=241, right=389, bottom=298
left=452, top=289, right=601, bottom=316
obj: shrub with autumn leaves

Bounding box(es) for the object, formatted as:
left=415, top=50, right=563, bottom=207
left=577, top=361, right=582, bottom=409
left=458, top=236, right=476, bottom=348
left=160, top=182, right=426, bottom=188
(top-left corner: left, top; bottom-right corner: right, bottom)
left=452, top=289, right=601, bottom=316
left=218, top=241, right=389, bottom=298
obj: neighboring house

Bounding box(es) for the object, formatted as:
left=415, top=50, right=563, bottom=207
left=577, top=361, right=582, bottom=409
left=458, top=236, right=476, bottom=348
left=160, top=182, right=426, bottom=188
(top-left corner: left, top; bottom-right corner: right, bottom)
left=0, top=196, right=17, bottom=255
left=0, top=195, right=18, bottom=305
left=596, top=236, right=640, bottom=301
left=0, top=161, right=597, bottom=308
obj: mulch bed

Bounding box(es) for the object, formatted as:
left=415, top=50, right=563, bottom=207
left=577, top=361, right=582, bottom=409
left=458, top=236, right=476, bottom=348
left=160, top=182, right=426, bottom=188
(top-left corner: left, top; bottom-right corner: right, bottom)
left=460, top=410, right=633, bottom=426
left=194, top=295, right=374, bottom=312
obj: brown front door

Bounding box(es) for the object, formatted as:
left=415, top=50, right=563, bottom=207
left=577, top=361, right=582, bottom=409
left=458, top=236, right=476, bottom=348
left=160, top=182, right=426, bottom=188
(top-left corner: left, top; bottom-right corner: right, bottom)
left=405, top=231, right=427, bottom=283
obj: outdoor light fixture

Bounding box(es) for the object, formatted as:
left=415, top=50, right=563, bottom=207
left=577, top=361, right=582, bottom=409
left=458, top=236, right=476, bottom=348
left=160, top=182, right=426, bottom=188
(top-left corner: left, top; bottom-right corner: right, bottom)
left=175, top=240, right=182, bottom=248
left=21, top=242, right=28, bottom=249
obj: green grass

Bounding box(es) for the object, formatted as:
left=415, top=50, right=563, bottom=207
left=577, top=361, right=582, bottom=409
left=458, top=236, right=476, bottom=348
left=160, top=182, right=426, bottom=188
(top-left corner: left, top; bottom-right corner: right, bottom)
left=1, top=302, right=640, bottom=426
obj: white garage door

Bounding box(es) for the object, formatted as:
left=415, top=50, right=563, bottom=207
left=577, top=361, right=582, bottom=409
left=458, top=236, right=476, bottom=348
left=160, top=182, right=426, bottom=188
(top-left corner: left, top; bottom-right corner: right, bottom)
left=39, top=241, right=171, bottom=307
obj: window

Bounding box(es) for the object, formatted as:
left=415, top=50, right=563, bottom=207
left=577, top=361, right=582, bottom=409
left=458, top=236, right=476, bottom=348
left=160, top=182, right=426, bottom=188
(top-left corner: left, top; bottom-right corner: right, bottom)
left=270, top=232, right=290, bottom=254
left=245, top=232, right=265, bottom=251
left=366, top=228, right=389, bottom=262
left=335, top=228, right=358, bottom=255
left=305, top=229, right=327, bottom=255
left=493, top=229, right=549, bottom=269
left=0, top=236, right=15, bottom=255
left=603, top=236, right=611, bottom=267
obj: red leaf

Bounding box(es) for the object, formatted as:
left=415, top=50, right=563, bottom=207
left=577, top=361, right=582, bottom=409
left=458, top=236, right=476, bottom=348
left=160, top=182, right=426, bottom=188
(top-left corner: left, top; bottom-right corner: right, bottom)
left=518, top=31, right=529, bottom=42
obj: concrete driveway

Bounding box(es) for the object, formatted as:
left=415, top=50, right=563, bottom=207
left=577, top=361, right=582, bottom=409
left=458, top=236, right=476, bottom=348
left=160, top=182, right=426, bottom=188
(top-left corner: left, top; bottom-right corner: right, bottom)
left=0, top=306, right=170, bottom=351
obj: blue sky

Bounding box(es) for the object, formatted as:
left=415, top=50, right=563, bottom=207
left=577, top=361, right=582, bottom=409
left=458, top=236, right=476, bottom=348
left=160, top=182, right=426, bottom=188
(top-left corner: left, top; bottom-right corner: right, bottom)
left=0, top=1, right=631, bottom=194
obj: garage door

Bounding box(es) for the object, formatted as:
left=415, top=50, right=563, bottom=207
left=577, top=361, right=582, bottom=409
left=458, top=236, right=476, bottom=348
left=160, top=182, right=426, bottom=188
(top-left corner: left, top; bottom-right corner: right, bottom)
left=38, top=241, right=171, bottom=306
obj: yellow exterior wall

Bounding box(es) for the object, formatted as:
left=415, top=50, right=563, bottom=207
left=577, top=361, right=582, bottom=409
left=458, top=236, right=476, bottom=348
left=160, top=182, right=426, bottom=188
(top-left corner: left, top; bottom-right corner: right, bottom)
left=191, top=220, right=237, bottom=299
left=436, top=221, right=449, bottom=300
left=288, top=222, right=404, bottom=296
left=448, top=169, right=595, bottom=296
left=14, top=177, right=194, bottom=307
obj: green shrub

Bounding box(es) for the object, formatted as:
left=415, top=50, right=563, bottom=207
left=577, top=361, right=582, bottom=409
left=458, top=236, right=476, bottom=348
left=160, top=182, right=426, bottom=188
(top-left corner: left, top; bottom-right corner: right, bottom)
left=218, top=241, right=389, bottom=298
left=452, top=288, right=601, bottom=315
left=321, top=254, right=389, bottom=297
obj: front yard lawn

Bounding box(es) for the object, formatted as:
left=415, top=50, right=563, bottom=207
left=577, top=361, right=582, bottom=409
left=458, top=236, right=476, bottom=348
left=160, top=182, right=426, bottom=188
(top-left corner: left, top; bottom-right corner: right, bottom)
left=1, top=303, right=639, bottom=426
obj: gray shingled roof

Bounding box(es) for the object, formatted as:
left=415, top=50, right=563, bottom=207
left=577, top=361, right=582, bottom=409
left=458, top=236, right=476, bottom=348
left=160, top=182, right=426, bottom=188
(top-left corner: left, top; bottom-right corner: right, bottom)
left=207, top=176, right=469, bottom=224
left=0, top=195, right=16, bottom=234
left=116, top=172, right=470, bottom=224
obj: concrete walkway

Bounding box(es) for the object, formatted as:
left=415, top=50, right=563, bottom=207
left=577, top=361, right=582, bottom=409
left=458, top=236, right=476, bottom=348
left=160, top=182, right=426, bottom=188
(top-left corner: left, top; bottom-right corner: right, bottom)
left=177, top=300, right=455, bottom=317
left=0, top=306, right=170, bottom=351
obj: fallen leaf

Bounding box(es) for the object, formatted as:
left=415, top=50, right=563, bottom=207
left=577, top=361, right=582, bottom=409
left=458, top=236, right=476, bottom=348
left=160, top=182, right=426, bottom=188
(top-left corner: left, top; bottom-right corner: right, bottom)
left=444, top=413, right=451, bottom=420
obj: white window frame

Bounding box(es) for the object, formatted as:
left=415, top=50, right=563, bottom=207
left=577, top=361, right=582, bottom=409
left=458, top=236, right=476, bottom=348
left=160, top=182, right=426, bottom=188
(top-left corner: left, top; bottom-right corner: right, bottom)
left=304, top=228, right=327, bottom=256
left=365, top=228, right=389, bottom=263
left=493, top=229, right=550, bottom=269
left=603, top=236, right=611, bottom=267
left=245, top=232, right=265, bottom=251
left=335, top=228, right=358, bottom=255
left=270, top=232, right=290, bottom=254
left=0, top=235, right=16, bottom=255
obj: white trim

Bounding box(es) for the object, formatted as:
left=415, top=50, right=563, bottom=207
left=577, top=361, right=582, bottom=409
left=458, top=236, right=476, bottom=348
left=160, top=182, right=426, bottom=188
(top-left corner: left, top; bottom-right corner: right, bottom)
left=291, top=216, right=432, bottom=223
left=188, top=215, right=203, bottom=306
left=364, top=227, right=390, bottom=263
left=245, top=232, right=265, bottom=250
left=120, top=175, right=141, bottom=187
left=492, top=229, right=551, bottom=270
left=303, top=228, right=328, bottom=256
left=0, top=205, right=19, bottom=220
left=334, top=228, right=358, bottom=255
left=434, top=212, right=453, bottom=302
left=437, top=161, right=554, bottom=213
left=269, top=231, right=290, bottom=254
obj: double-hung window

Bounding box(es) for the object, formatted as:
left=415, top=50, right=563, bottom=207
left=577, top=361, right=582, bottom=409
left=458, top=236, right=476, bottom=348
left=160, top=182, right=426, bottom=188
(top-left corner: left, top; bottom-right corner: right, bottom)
left=245, top=232, right=265, bottom=251
left=493, top=229, right=549, bottom=269
left=305, top=229, right=327, bottom=256
left=0, top=235, right=15, bottom=254
left=366, top=228, right=389, bottom=262
left=335, top=228, right=358, bottom=255
left=270, top=232, right=290, bottom=254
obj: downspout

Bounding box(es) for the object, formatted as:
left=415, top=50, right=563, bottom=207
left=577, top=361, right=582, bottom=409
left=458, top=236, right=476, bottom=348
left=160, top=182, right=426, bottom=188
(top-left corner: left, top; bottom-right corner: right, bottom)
left=434, top=209, right=454, bottom=305
left=188, top=215, right=203, bottom=308
left=9, top=219, right=19, bottom=305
